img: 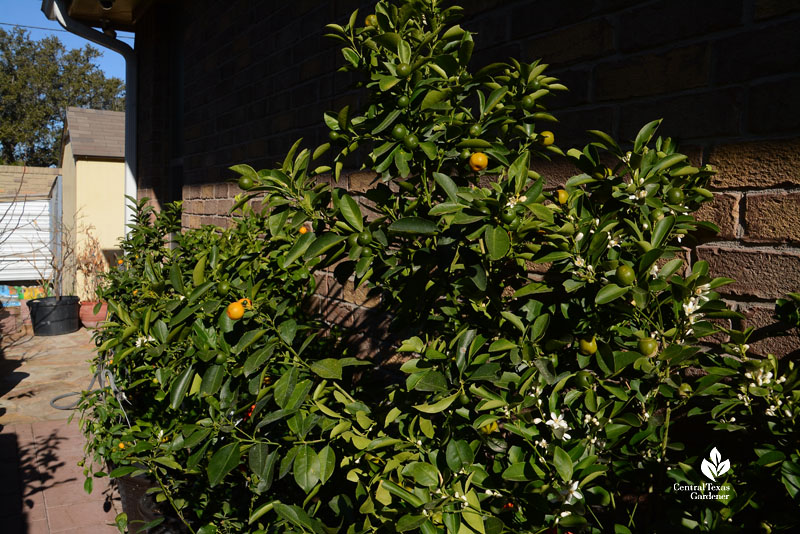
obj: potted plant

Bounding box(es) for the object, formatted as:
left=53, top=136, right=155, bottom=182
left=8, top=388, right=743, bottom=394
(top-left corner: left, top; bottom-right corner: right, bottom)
left=26, top=214, right=80, bottom=335
left=76, top=225, right=108, bottom=328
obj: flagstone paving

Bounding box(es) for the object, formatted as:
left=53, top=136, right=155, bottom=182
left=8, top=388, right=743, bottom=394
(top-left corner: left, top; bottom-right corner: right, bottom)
left=1, top=328, right=121, bottom=533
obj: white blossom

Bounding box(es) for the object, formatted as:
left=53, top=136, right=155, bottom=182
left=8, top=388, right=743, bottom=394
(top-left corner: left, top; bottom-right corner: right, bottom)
left=560, top=481, right=583, bottom=504
left=546, top=412, right=572, bottom=440
left=683, top=297, right=701, bottom=323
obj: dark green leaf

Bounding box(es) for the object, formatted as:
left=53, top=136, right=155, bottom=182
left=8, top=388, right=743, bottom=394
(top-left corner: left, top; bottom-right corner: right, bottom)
left=169, top=365, right=194, bottom=409
left=389, top=217, right=438, bottom=235
left=445, top=440, right=474, bottom=472
left=402, top=461, right=439, bottom=487
left=485, top=226, right=510, bottom=260
left=310, top=358, right=343, bottom=380
left=595, top=284, right=628, bottom=305
left=293, top=445, right=321, bottom=493
left=199, top=365, right=224, bottom=396
left=340, top=194, right=364, bottom=231
left=208, top=443, right=241, bottom=486
left=553, top=446, right=573, bottom=482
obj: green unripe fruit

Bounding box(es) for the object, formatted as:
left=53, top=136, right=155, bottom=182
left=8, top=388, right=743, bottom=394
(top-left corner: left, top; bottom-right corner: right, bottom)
left=403, top=134, right=419, bottom=150
left=391, top=124, right=408, bottom=140
left=579, top=336, right=598, bottom=355
left=460, top=148, right=472, bottom=160
left=215, top=353, right=227, bottom=365
left=615, top=264, right=636, bottom=286
left=499, top=208, right=517, bottom=225
left=397, top=95, right=410, bottom=108
left=678, top=383, right=692, bottom=397
left=396, top=63, right=412, bottom=78
left=638, top=337, right=658, bottom=357
left=329, top=130, right=341, bottom=142
left=217, top=280, right=230, bottom=295
left=356, top=230, right=373, bottom=246
left=468, top=124, right=481, bottom=137
left=667, top=187, right=685, bottom=204
left=521, top=95, right=535, bottom=110
left=238, top=176, right=254, bottom=191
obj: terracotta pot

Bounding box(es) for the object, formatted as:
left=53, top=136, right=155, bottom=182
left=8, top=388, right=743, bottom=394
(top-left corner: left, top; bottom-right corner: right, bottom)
left=79, top=300, right=108, bottom=328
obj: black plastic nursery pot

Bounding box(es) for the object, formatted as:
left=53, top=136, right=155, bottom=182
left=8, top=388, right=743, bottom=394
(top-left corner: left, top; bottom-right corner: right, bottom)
left=27, top=296, right=81, bottom=336
left=116, top=471, right=188, bottom=534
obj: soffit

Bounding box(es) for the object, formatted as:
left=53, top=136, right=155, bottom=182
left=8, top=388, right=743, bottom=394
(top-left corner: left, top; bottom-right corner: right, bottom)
left=66, top=0, right=155, bottom=31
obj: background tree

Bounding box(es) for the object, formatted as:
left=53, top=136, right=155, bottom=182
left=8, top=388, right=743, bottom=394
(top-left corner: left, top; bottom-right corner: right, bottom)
left=0, top=27, right=125, bottom=167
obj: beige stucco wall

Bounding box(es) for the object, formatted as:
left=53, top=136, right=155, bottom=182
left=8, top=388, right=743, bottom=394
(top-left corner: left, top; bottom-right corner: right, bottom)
left=72, top=158, right=125, bottom=300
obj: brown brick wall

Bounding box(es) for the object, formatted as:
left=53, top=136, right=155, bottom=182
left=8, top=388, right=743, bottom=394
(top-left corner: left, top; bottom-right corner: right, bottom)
left=133, top=0, right=800, bottom=357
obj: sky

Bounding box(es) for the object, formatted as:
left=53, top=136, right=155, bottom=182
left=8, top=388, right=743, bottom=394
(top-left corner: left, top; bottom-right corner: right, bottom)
left=0, top=0, right=133, bottom=81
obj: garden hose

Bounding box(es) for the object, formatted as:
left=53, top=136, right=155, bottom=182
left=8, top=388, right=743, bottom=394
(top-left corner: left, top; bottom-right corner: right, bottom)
left=49, top=365, right=130, bottom=427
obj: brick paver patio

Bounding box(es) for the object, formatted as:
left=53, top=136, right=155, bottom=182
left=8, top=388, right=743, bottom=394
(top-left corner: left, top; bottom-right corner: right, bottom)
left=1, top=328, right=120, bottom=533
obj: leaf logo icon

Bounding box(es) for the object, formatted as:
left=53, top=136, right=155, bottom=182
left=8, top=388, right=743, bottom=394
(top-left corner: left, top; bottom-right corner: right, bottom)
left=700, top=447, right=731, bottom=482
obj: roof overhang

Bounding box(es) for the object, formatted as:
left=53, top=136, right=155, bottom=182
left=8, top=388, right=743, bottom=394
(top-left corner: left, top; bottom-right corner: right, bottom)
left=46, top=0, right=155, bottom=32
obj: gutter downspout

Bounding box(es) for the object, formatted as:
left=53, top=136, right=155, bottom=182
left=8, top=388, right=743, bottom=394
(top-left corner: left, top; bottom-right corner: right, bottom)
left=41, top=0, right=137, bottom=236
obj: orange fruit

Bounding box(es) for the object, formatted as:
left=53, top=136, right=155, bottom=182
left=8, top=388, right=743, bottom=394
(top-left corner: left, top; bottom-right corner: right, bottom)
left=540, top=131, right=555, bottom=146
left=117, top=259, right=123, bottom=265
left=365, top=14, right=378, bottom=27
left=239, top=298, right=252, bottom=308
left=469, top=152, right=488, bottom=172
left=227, top=301, right=245, bottom=320
left=299, top=226, right=309, bottom=235
left=556, top=189, right=569, bottom=204
left=118, top=442, right=125, bottom=449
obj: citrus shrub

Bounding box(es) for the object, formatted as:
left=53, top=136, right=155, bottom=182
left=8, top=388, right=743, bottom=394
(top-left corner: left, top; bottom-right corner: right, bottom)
left=78, top=0, right=799, bottom=533
left=235, top=1, right=796, bottom=531
left=78, top=177, right=374, bottom=532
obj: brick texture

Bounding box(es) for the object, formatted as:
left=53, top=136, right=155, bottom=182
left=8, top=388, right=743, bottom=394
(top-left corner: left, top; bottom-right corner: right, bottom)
left=695, top=192, right=740, bottom=241
left=595, top=44, right=711, bottom=101
left=745, top=191, right=800, bottom=243
left=709, top=140, right=800, bottom=190
left=740, top=303, right=800, bottom=357
left=697, top=246, right=800, bottom=300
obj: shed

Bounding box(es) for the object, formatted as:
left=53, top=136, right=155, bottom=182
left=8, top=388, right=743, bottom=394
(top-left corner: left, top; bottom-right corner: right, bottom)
left=60, top=107, right=126, bottom=300
left=0, top=166, right=61, bottom=282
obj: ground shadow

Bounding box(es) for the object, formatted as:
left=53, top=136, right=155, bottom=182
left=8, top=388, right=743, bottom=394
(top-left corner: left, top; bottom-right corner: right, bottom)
left=0, top=426, right=116, bottom=534
left=0, top=331, right=37, bottom=403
